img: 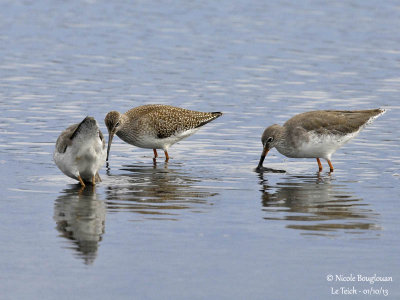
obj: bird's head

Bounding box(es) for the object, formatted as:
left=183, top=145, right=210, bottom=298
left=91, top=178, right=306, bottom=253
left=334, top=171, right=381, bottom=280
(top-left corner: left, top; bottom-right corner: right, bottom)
left=104, top=111, right=123, bottom=161
left=257, top=124, right=282, bottom=170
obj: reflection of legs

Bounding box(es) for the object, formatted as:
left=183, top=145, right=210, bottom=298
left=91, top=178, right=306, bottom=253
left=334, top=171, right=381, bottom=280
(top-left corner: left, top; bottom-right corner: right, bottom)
left=327, top=159, right=334, bottom=172
left=164, top=151, right=169, bottom=162
left=316, top=158, right=323, bottom=172
left=78, top=175, right=86, bottom=187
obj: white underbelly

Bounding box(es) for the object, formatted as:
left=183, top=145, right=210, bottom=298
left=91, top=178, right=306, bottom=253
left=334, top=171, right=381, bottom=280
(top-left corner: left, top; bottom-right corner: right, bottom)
left=129, top=128, right=199, bottom=150
left=54, top=138, right=106, bottom=181
left=278, top=131, right=360, bottom=159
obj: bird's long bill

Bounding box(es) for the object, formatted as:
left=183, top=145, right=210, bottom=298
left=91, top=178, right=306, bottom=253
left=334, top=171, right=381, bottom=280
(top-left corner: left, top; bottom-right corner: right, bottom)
left=257, top=147, right=269, bottom=169
left=106, top=132, right=114, bottom=161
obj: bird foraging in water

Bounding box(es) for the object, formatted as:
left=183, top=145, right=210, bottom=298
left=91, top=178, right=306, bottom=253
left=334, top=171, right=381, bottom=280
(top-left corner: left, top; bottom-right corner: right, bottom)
left=54, top=117, right=106, bottom=187
left=104, top=104, right=222, bottom=163
left=257, top=109, right=386, bottom=172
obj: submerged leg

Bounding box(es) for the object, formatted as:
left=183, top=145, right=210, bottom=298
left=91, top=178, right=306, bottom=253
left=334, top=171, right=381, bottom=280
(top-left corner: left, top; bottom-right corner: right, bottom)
left=327, top=159, right=334, bottom=172
left=316, top=158, right=323, bottom=172
left=164, top=150, right=169, bottom=162
left=78, top=175, right=86, bottom=187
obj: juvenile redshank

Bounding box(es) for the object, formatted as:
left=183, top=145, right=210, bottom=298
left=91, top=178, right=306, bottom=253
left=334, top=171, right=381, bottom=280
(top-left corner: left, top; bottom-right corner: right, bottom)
left=104, top=104, right=222, bottom=162
left=257, top=109, right=386, bottom=172
left=54, top=117, right=107, bottom=186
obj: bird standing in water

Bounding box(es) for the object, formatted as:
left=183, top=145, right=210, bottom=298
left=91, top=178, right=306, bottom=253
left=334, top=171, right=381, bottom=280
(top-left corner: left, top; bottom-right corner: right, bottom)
left=54, top=117, right=106, bottom=186
left=257, top=109, right=385, bottom=172
left=104, top=104, right=222, bottom=163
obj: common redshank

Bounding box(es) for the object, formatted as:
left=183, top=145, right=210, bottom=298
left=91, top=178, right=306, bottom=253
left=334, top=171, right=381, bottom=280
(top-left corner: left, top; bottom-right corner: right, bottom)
left=257, top=109, right=386, bottom=172
left=54, top=117, right=106, bottom=186
left=104, top=104, right=222, bottom=162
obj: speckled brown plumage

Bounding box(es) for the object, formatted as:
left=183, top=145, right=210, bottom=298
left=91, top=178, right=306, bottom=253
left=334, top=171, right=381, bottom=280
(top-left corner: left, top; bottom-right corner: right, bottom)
left=105, top=104, right=222, bottom=162
left=124, top=104, right=221, bottom=138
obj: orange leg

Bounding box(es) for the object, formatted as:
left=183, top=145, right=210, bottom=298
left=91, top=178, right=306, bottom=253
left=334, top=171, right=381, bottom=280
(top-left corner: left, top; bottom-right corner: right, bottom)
left=78, top=175, right=86, bottom=187
left=153, top=149, right=158, bottom=164
left=164, top=150, right=169, bottom=162
left=327, top=159, right=334, bottom=173
left=316, top=158, right=323, bottom=172
left=92, top=175, right=96, bottom=185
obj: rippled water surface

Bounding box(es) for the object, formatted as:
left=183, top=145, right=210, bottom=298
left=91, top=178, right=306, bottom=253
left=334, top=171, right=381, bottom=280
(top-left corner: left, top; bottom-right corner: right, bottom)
left=1, top=1, right=399, bottom=299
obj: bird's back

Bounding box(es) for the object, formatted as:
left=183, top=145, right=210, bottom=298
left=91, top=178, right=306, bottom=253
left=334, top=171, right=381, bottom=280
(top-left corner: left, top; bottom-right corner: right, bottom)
left=54, top=118, right=106, bottom=182
left=124, top=104, right=222, bottom=139
left=284, top=109, right=385, bottom=136
left=276, top=109, right=385, bottom=159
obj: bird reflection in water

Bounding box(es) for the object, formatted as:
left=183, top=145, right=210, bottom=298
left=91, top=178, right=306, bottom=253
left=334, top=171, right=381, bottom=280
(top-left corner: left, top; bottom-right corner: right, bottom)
left=105, top=163, right=217, bottom=221
left=257, top=172, right=380, bottom=237
left=54, top=185, right=106, bottom=264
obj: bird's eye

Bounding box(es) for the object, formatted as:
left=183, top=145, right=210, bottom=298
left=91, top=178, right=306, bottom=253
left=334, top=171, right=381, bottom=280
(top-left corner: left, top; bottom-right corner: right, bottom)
left=267, top=137, right=274, bottom=143
left=115, top=122, right=120, bottom=127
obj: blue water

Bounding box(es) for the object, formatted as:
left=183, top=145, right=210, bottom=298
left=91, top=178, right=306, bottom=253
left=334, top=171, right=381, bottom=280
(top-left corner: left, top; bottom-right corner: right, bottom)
left=1, top=1, right=399, bottom=299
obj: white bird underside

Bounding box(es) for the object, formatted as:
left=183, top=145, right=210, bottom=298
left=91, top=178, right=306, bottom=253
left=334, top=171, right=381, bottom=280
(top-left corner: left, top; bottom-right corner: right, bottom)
left=278, top=130, right=360, bottom=160
left=54, top=136, right=106, bottom=182
left=121, top=128, right=199, bottom=150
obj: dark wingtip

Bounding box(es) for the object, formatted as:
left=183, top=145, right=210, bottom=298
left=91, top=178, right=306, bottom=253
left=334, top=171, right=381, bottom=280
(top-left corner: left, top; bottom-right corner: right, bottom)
left=70, top=117, right=87, bottom=140
left=212, top=112, right=223, bottom=117
left=195, top=112, right=223, bottom=129
left=377, top=108, right=386, bottom=115
left=70, top=116, right=96, bottom=140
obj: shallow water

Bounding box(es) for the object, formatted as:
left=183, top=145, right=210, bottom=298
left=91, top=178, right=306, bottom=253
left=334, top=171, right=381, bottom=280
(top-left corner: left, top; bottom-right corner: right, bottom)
left=1, top=0, right=399, bottom=299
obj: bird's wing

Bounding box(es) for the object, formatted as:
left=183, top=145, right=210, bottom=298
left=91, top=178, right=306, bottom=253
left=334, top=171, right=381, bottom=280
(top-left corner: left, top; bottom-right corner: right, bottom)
left=285, top=109, right=382, bottom=135
left=139, top=105, right=221, bottom=139
left=55, top=123, right=79, bottom=153
left=99, top=130, right=105, bottom=149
